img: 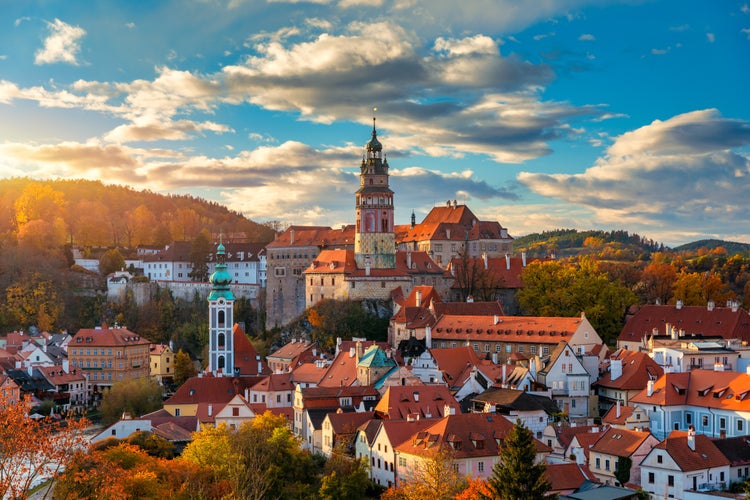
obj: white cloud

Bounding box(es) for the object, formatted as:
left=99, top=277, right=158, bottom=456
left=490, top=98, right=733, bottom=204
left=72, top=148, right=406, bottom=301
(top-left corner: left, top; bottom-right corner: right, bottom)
left=578, top=34, right=595, bottom=41
left=518, top=110, right=750, bottom=245
left=706, top=32, right=715, bottom=43
left=35, top=18, right=86, bottom=65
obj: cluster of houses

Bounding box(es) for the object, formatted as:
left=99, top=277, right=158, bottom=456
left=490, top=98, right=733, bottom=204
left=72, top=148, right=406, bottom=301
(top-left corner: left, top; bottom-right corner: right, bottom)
left=6, top=123, right=750, bottom=499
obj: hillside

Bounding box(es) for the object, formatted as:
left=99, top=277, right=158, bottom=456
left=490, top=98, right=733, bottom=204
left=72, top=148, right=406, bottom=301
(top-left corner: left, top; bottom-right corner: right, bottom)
left=0, top=177, right=276, bottom=249
left=512, top=229, right=665, bottom=259
left=673, top=239, right=750, bottom=255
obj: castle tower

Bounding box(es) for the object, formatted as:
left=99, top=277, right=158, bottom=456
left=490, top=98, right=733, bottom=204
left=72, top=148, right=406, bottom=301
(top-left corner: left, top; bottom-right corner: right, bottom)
left=208, top=240, right=235, bottom=375
left=355, top=116, right=396, bottom=269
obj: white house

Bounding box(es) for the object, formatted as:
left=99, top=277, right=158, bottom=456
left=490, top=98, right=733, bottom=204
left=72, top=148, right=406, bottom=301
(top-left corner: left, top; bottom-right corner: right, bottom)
left=536, top=341, right=592, bottom=418
left=214, top=394, right=257, bottom=430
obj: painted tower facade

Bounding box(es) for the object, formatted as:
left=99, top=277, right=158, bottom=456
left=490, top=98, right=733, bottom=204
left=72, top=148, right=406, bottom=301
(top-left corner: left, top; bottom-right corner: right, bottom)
left=355, top=118, right=396, bottom=269
left=208, top=242, right=235, bottom=375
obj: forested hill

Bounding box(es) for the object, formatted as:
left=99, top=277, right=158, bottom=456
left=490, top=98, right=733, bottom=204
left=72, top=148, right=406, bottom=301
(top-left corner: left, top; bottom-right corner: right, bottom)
left=0, top=177, right=276, bottom=249
left=512, top=229, right=666, bottom=259
left=673, top=239, right=750, bottom=255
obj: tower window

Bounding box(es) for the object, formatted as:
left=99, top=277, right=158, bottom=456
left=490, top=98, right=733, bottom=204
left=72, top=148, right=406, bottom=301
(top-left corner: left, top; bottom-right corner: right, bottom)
left=218, top=310, right=225, bottom=326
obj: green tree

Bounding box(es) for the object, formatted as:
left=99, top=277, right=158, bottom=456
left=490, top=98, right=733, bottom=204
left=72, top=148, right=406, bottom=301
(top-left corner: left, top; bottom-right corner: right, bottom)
left=173, top=348, right=197, bottom=387
left=188, top=231, right=212, bottom=282
left=487, top=420, right=553, bottom=500
left=99, top=377, right=164, bottom=426
left=516, top=258, right=637, bottom=345
left=319, top=447, right=372, bottom=500
left=99, top=248, right=126, bottom=276
left=614, top=455, right=632, bottom=487
left=127, top=430, right=176, bottom=458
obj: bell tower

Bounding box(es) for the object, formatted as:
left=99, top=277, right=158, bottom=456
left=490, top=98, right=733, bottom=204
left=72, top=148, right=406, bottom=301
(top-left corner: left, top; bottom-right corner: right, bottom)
left=355, top=116, right=396, bottom=269
left=208, top=239, right=235, bottom=376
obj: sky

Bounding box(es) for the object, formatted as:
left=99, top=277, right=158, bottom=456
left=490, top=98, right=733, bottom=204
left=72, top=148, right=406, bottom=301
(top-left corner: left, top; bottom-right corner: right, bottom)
left=0, top=0, right=749, bottom=248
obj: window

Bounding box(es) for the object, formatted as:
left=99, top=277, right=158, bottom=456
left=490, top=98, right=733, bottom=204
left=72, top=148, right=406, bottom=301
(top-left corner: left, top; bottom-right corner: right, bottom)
left=739, top=420, right=744, bottom=432
left=478, top=462, right=484, bottom=472
left=657, top=454, right=663, bottom=464
left=648, top=472, right=655, bottom=484
left=175, top=408, right=181, bottom=416
left=720, top=417, right=726, bottom=430
left=233, top=407, right=240, bottom=417
left=452, top=463, right=459, bottom=472
left=605, top=459, right=610, bottom=471
left=702, top=415, right=709, bottom=427
left=595, top=457, right=601, bottom=469
left=668, top=475, right=674, bottom=487
left=398, top=457, right=406, bottom=466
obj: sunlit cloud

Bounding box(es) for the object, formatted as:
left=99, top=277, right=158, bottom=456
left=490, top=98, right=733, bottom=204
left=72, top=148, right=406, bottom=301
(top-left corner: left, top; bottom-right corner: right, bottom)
left=35, top=18, right=86, bottom=65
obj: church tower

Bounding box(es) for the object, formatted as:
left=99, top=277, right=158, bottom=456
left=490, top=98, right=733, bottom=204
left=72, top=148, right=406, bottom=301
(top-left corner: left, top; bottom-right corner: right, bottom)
left=355, top=117, right=396, bottom=269
left=208, top=240, right=235, bottom=375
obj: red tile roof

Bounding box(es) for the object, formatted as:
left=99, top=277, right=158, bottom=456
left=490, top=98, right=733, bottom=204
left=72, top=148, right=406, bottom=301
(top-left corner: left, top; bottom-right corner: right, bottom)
left=72, top=325, right=150, bottom=347
left=266, top=225, right=355, bottom=249
left=595, top=349, right=663, bottom=391
left=590, top=427, right=654, bottom=458
left=601, top=404, right=635, bottom=426
left=430, top=346, right=483, bottom=387
left=630, top=369, right=750, bottom=411
left=655, top=430, right=730, bottom=471
left=447, top=256, right=549, bottom=289
left=164, top=374, right=265, bottom=406
left=375, top=385, right=460, bottom=420
left=318, top=349, right=359, bottom=388
left=431, top=315, right=584, bottom=344
left=232, top=324, right=270, bottom=376
left=250, top=373, right=294, bottom=392
left=545, top=463, right=597, bottom=492
left=290, top=362, right=327, bottom=385
left=326, top=411, right=375, bottom=434
left=619, top=304, right=750, bottom=345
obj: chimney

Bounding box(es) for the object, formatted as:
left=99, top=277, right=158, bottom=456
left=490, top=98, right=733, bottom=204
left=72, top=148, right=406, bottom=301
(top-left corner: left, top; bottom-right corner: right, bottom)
left=732, top=300, right=739, bottom=312
left=494, top=315, right=499, bottom=325
left=482, top=253, right=488, bottom=270
left=425, top=325, right=432, bottom=349
left=416, top=289, right=422, bottom=307
left=290, top=229, right=295, bottom=245
left=610, top=358, right=622, bottom=381
left=444, top=404, right=455, bottom=416
left=647, top=379, right=655, bottom=397
left=502, top=364, right=507, bottom=385
left=505, top=254, right=510, bottom=270
left=522, top=252, right=527, bottom=267
left=687, top=426, right=695, bottom=451
left=407, top=252, right=412, bottom=269
left=707, top=300, right=715, bottom=311
left=446, top=229, right=451, bottom=239
left=245, top=387, right=249, bottom=401
left=27, top=364, right=34, bottom=377
left=492, top=352, right=498, bottom=364
left=62, top=359, right=70, bottom=372
left=413, top=391, right=420, bottom=402
left=616, top=400, right=621, bottom=419
left=349, top=347, right=356, bottom=358
left=676, top=299, right=683, bottom=310
left=208, top=404, right=213, bottom=417
left=356, top=341, right=363, bottom=363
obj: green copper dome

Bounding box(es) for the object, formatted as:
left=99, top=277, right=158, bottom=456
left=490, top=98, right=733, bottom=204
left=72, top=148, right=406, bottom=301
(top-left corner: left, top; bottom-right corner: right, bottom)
left=208, top=242, right=234, bottom=300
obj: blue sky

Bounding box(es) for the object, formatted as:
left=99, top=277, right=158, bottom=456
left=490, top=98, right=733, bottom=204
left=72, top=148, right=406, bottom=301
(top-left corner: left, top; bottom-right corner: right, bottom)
left=0, top=0, right=749, bottom=247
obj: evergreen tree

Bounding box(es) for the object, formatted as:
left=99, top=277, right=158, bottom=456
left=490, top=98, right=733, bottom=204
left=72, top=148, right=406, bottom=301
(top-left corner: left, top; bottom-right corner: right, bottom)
left=614, top=456, right=632, bottom=487
left=487, top=420, right=554, bottom=500
left=188, top=231, right=212, bottom=282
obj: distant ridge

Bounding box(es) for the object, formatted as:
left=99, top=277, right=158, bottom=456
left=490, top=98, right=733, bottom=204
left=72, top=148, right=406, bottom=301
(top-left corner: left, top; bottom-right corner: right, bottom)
left=672, top=239, right=750, bottom=254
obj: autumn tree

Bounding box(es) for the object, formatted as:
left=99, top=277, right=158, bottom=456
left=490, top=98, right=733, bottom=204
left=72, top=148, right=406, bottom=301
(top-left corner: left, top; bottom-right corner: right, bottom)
left=100, top=377, right=164, bottom=425
left=3, top=272, right=62, bottom=331
left=127, top=205, right=157, bottom=247
left=671, top=270, right=733, bottom=306
left=638, top=255, right=677, bottom=305
left=516, top=258, right=637, bottom=345
left=307, top=299, right=389, bottom=350
left=450, top=251, right=505, bottom=302
left=71, top=200, right=112, bottom=247
left=99, top=248, right=126, bottom=276
left=487, top=420, right=553, bottom=500
left=188, top=231, right=212, bottom=282
left=173, top=348, right=198, bottom=387
left=0, top=393, right=89, bottom=499
left=382, top=448, right=467, bottom=500
left=14, top=181, right=67, bottom=227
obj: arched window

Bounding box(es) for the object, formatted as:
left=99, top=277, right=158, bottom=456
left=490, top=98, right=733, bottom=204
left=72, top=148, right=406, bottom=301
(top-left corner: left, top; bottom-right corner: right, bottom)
left=218, top=310, right=225, bottom=326
left=218, top=355, right=225, bottom=370
left=218, top=333, right=225, bottom=349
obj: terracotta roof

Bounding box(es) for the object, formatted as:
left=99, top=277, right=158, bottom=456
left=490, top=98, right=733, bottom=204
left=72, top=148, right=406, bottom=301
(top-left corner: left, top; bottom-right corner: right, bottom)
left=164, top=374, right=264, bottom=406
left=142, top=241, right=265, bottom=263
left=375, top=385, right=460, bottom=420
left=298, top=385, right=381, bottom=404
left=267, top=225, right=356, bottom=249
left=570, top=431, right=607, bottom=462
left=250, top=373, right=294, bottom=392
left=447, top=256, right=549, bottom=289
left=590, top=427, right=654, bottom=458
left=601, top=404, right=635, bottom=426
left=318, top=349, right=359, bottom=388
left=358, top=419, right=383, bottom=444
left=430, top=346, right=483, bottom=387
left=395, top=204, right=511, bottom=244
left=326, top=411, right=375, bottom=434
left=267, top=340, right=317, bottom=363
left=153, top=421, right=194, bottom=442
left=618, top=303, right=750, bottom=344
left=595, top=349, right=663, bottom=391
left=290, top=362, right=327, bottom=385
left=379, top=418, right=438, bottom=447
left=630, top=369, right=750, bottom=411
left=395, top=413, right=550, bottom=459
left=655, top=430, right=730, bottom=471
left=558, top=425, right=606, bottom=450
left=232, top=323, right=270, bottom=376
left=36, top=366, right=86, bottom=385
left=72, top=325, right=150, bottom=347
left=433, top=300, right=505, bottom=317
left=545, top=463, right=597, bottom=492
left=431, top=314, right=585, bottom=344
left=472, top=387, right=560, bottom=414
left=149, top=344, right=170, bottom=355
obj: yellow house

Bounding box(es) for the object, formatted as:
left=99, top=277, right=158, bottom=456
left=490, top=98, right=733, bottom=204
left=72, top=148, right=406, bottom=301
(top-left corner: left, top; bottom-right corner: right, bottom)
left=150, top=344, right=174, bottom=385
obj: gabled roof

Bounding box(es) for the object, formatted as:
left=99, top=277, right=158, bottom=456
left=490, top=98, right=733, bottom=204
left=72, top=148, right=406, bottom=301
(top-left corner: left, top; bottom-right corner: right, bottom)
left=447, top=256, right=549, bottom=289
left=630, top=369, right=750, bottom=411
left=375, top=385, right=460, bottom=420
left=379, top=418, right=437, bottom=447
left=432, top=300, right=505, bottom=318
left=232, top=323, right=270, bottom=376
left=325, top=411, right=375, bottom=434
left=545, top=463, right=598, bottom=493
left=619, top=303, right=750, bottom=344
left=395, top=413, right=549, bottom=459
left=250, top=373, right=294, bottom=392
left=358, top=345, right=397, bottom=369
left=164, top=374, right=264, bottom=406
left=654, top=430, right=729, bottom=471
left=430, top=346, right=483, bottom=387
left=267, top=339, right=317, bottom=363
left=595, top=349, right=663, bottom=391
left=590, top=427, right=654, bottom=458
left=561, top=426, right=607, bottom=453
left=35, top=366, right=86, bottom=385
left=290, top=362, right=327, bottom=385
left=318, top=349, right=358, bottom=388
left=601, top=404, right=635, bottom=426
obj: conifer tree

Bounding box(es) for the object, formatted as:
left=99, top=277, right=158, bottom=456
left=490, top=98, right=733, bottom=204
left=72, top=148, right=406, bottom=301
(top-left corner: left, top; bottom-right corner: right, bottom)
left=487, top=420, right=554, bottom=500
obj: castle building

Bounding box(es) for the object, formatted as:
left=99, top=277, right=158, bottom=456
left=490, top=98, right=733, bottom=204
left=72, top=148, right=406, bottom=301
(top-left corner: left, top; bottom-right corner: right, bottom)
left=208, top=241, right=235, bottom=375
left=303, top=120, right=451, bottom=308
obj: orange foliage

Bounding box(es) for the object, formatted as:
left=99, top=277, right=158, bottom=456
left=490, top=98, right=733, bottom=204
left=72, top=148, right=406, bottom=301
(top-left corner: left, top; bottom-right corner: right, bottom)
left=0, top=393, right=89, bottom=499
left=455, top=477, right=493, bottom=500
